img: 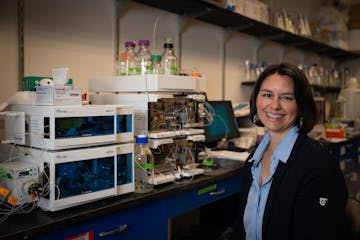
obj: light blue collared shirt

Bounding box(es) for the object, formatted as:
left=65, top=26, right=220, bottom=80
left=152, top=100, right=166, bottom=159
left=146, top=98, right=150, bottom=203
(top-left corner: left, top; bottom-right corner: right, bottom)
left=243, top=126, right=299, bottom=240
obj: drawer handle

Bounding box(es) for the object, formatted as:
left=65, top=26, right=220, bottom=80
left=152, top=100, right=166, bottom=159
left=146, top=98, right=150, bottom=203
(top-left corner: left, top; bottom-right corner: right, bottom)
left=210, top=188, right=225, bottom=196
left=98, top=224, right=128, bottom=237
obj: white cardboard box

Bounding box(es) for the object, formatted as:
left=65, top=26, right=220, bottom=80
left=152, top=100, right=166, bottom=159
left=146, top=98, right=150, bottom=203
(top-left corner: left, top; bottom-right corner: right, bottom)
left=348, top=29, right=360, bottom=52
left=36, top=86, right=82, bottom=105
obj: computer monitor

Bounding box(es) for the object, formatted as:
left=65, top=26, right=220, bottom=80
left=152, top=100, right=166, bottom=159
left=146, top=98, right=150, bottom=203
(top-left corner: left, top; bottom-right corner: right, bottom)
left=204, top=100, right=240, bottom=148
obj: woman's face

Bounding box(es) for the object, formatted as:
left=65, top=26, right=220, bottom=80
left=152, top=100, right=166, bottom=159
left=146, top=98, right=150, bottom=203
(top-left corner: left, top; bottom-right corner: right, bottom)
left=256, top=73, right=298, bottom=135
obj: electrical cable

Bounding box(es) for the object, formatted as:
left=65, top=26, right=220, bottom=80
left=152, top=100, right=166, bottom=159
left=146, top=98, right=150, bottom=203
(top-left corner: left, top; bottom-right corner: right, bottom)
left=152, top=15, right=161, bottom=52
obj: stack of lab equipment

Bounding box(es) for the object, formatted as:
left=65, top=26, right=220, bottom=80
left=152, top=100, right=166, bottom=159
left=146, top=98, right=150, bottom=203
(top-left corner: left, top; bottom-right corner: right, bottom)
left=89, top=74, right=207, bottom=185
left=0, top=68, right=135, bottom=212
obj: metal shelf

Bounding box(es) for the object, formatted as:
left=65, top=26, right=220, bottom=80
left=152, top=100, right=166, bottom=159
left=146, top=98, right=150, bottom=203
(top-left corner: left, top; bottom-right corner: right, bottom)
left=311, top=84, right=341, bottom=94
left=133, top=0, right=360, bottom=61
left=241, top=81, right=256, bottom=86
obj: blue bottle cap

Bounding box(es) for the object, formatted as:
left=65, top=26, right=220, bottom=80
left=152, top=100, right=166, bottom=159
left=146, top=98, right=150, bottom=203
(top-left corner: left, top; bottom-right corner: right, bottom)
left=136, top=135, right=148, bottom=144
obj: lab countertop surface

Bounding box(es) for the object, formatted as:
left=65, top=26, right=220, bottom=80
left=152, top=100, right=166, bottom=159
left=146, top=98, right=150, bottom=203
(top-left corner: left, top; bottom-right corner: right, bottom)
left=320, top=133, right=360, bottom=146
left=0, top=167, right=242, bottom=240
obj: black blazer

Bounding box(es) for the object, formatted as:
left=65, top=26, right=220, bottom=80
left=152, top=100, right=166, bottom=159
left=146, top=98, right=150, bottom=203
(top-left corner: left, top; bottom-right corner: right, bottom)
left=224, top=133, right=347, bottom=240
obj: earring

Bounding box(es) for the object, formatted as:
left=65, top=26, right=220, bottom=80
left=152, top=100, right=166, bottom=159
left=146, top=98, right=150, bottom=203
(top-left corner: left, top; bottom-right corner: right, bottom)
left=298, top=116, right=303, bottom=128
left=252, top=113, right=260, bottom=124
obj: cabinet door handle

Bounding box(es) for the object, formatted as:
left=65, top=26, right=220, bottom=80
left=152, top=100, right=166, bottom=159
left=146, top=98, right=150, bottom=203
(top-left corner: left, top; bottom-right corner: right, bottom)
left=98, top=224, right=128, bottom=237
left=209, top=188, right=225, bottom=196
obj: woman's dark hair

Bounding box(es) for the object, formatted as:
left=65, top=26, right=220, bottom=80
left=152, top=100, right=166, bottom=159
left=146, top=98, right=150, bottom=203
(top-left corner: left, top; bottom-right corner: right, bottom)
left=249, top=63, right=317, bottom=134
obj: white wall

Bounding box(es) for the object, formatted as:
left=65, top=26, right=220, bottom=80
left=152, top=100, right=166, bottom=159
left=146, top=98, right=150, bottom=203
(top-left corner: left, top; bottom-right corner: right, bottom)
left=0, top=0, right=18, bottom=104
left=181, top=20, right=225, bottom=100
left=24, top=0, right=115, bottom=93
left=0, top=0, right=358, bottom=106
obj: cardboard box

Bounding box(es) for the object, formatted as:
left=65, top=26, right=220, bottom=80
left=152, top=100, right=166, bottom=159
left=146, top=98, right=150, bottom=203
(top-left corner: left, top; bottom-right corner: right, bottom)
left=22, top=76, right=73, bottom=91
left=348, top=4, right=360, bottom=30
left=236, top=0, right=269, bottom=24
left=22, top=76, right=51, bottom=91
left=325, top=128, right=345, bottom=138
left=36, top=86, right=82, bottom=106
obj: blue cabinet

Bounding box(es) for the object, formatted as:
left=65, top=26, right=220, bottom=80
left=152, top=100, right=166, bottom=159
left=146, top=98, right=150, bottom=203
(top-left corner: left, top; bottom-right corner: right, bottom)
left=30, top=174, right=242, bottom=240
left=325, top=137, right=360, bottom=202
left=327, top=137, right=360, bottom=162
left=34, top=199, right=167, bottom=240
left=165, top=175, right=241, bottom=218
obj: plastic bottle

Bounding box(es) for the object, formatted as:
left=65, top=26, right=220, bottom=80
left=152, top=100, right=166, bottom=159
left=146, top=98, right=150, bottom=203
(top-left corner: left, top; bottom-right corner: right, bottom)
left=150, top=55, right=163, bottom=74
left=134, top=40, right=152, bottom=75
left=161, top=38, right=179, bottom=76
left=244, top=60, right=251, bottom=82
left=339, top=77, right=360, bottom=120
left=308, top=64, right=318, bottom=85
left=355, top=116, right=360, bottom=132
left=134, top=135, right=154, bottom=193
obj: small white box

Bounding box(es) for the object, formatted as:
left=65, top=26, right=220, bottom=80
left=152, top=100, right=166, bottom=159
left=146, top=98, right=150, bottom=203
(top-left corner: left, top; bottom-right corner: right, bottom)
left=242, top=0, right=269, bottom=24
left=36, top=85, right=82, bottom=106
left=0, top=111, right=25, bottom=145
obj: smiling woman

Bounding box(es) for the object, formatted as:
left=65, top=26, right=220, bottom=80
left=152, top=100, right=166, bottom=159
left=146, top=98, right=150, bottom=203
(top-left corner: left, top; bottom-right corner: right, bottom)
left=249, top=63, right=317, bottom=135
left=255, top=73, right=298, bottom=137
left=219, top=63, right=348, bottom=240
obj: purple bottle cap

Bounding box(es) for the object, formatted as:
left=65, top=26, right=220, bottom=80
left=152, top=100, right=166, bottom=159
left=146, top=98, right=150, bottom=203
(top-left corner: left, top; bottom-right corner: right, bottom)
left=138, top=39, right=150, bottom=46
left=125, top=41, right=135, bottom=47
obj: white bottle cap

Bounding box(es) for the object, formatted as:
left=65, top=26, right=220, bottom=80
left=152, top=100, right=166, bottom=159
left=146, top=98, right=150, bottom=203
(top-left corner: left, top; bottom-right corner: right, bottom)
left=348, top=77, right=358, bottom=88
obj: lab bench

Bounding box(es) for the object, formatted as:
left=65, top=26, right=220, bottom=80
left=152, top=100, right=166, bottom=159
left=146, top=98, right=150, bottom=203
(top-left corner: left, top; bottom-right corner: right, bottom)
left=320, top=134, right=360, bottom=162
left=0, top=167, right=242, bottom=240
left=321, top=134, right=360, bottom=201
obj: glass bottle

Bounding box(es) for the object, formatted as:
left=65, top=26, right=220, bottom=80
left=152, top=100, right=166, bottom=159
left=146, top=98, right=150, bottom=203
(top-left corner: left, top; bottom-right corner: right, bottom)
left=150, top=55, right=163, bottom=74
left=116, top=52, right=128, bottom=76
left=124, top=41, right=137, bottom=75
left=161, top=38, right=179, bottom=75
left=134, top=40, right=152, bottom=75
left=134, top=135, right=154, bottom=193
